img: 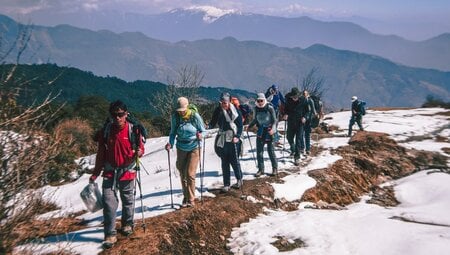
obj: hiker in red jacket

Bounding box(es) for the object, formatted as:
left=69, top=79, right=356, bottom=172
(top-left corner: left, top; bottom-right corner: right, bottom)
left=89, top=100, right=145, bottom=248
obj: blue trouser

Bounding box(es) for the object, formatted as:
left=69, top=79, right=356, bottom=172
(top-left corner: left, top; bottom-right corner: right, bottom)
left=295, top=124, right=306, bottom=159
left=256, top=138, right=278, bottom=171
left=102, top=177, right=135, bottom=237
left=348, top=115, right=363, bottom=136
left=221, top=141, right=243, bottom=187
left=301, top=122, right=312, bottom=152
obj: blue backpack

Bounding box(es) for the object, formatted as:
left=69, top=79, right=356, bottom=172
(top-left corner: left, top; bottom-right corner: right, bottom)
left=358, top=101, right=367, bottom=115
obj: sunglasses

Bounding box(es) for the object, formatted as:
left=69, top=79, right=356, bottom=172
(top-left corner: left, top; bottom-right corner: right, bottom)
left=111, top=111, right=127, bottom=118
left=256, top=99, right=264, bottom=103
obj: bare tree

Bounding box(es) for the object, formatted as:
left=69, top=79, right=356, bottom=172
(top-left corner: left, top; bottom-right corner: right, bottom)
left=296, top=67, right=327, bottom=99
left=0, top=24, right=70, bottom=253
left=151, top=64, right=205, bottom=127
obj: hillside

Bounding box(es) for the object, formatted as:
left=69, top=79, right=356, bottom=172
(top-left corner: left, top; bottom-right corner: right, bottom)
left=0, top=64, right=255, bottom=113
left=13, top=107, right=450, bottom=254
left=1, top=14, right=450, bottom=108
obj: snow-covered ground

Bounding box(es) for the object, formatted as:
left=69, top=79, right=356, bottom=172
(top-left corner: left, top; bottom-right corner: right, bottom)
left=16, top=107, right=450, bottom=254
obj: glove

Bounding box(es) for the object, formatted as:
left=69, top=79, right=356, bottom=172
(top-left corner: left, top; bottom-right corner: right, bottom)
left=89, top=175, right=97, bottom=183
left=232, top=137, right=240, bottom=144
left=165, top=143, right=172, bottom=151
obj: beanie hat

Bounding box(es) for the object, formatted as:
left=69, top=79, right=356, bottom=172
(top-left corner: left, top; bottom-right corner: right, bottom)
left=220, top=92, right=230, bottom=102
left=351, top=96, right=357, bottom=102
left=176, top=97, right=189, bottom=111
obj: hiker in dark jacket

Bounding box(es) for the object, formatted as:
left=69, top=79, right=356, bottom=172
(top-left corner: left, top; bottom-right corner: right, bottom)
left=265, top=84, right=285, bottom=146
left=286, top=92, right=311, bottom=165
left=283, top=87, right=301, bottom=157
left=247, top=93, right=278, bottom=177
left=300, top=90, right=316, bottom=156
left=165, top=97, right=206, bottom=208
left=209, top=92, right=243, bottom=192
left=348, top=96, right=364, bottom=136
left=89, top=100, right=145, bottom=247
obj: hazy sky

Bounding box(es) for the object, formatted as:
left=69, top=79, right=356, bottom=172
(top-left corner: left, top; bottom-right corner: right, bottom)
left=1, top=0, right=449, bottom=40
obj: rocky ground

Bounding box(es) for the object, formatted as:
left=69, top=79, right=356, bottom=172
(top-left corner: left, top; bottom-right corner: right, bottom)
left=14, top=131, right=448, bottom=255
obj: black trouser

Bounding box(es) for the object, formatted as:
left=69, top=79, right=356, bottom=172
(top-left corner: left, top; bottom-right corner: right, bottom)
left=287, top=119, right=300, bottom=155
left=348, top=115, right=363, bottom=136
left=221, top=141, right=243, bottom=187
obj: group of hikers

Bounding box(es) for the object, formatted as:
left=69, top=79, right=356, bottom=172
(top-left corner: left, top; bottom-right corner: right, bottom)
left=88, top=85, right=366, bottom=248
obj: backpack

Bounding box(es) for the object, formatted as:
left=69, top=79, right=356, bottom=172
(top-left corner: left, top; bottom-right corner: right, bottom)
left=358, top=101, right=367, bottom=115
left=230, top=96, right=252, bottom=123
left=310, top=96, right=323, bottom=128
left=97, top=113, right=148, bottom=149
left=174, top=104, right=200, bottom=130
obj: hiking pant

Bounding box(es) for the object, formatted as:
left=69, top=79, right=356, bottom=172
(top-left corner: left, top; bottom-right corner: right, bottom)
left=102, top=178, right=135, bottom=237
left=221, top=141, right=243, bottom=187
left=301, top=121, right=312, bottom=152
left=256, top=138, right=278, bottom=172
left=287, top=119, right=300, bottom=155
left=176, top=148, right=200, bottom=203
left=348, top=115, right=363, bottom=136
left=295, top=124, right=306, bottom=159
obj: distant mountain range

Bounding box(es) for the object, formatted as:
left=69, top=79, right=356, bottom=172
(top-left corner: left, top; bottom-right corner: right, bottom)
left=1, top=14, right=449, bottom=108
left=7, top=8, right=450, bottom=72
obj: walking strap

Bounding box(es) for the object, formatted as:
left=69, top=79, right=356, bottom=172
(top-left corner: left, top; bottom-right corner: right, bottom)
left=105, top=162, right=136, bottom=191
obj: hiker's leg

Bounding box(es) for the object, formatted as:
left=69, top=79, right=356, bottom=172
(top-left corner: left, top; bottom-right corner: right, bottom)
left=221, top=144, right=232, bottom=187
left=304, top=123, right=312, bottom=152
left=256, top=138, right=265, bottom=171
left=176, top=149, right=189, bottom=199
left=299, top=124, right=306, bottom=154
left=356, top=116, right=364, bottom=130
left=102, top=178, right=118, bottom=237
left=119, top=179, right=135, bottom=228
left=267, top=140, right=278, bottom=170
left=287, top=121, right=296, bottom=152
left=294, top=126, right=302, bottom=159
left=230, top=141, right=243, bottom=180
left=348, top=116, right=356, bottom=136
left=186, top=148, right=200, bottom=203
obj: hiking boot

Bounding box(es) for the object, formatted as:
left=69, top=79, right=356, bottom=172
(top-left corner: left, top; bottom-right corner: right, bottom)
left=254, top=169, right=264, bottom=177
left=186, top=200, right=195, bottom=207
left=272, top=168, right=278, bottom=176
left=103, top=235, right=117, bottom=249
left=232, top=179, right=243, bottom=189
left=289, top=151, right=295, bottom=157
left=221, top=186, right=230, bottom=193
left=294, top=158, right=300, bottom=166
left=181, top=197, right=188, bottom=208
left=121, top=225, right=133, bottom=236
left=306, top=150, right=310, bottom=155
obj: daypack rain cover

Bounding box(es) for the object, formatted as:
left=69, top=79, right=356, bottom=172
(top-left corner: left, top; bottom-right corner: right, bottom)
left=80, top=182, right=103, bottom=212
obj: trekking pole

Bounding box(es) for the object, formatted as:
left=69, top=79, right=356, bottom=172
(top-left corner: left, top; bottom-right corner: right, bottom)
left=246, top=130, right=258, bottom=168
left=233, top=141, right=246, bottom=200
left=135, top=156, right=146, bottom=232
left=167, top=149, right=174, bottom=209
left=197, top=138, right=203, bottom=203
left=282, top=120, right=287, bottom=157
left=201, top=137, right=206, bottom=203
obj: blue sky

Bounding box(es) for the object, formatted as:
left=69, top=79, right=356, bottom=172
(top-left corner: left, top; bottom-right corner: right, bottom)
left=1, top=0, right=449, bottom=40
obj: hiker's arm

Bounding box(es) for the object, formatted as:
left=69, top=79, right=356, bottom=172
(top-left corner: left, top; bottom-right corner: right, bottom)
left=235, top=110, right=243, bottom=138
left=247, top=107, right=257, bottom=130
left=195, top=113, right=207, bottom=140
left=138, top=133, right=145, bottom=157
left=269, top=106, right=277, bottom=132
left=90, top=132, right=106, bottom=182
left=168, top=114, right=176, bottom=148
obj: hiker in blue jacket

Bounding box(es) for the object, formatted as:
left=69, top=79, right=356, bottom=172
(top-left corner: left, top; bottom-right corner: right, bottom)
left=265, top=84, right=285, bottom=146
left=247, top=93, right=278, bottom=177
left=348, top=96, right=364, bottom=136
left=165, top=97, right=206, bottom=207
left=208, top=92, right=243, bottom=192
